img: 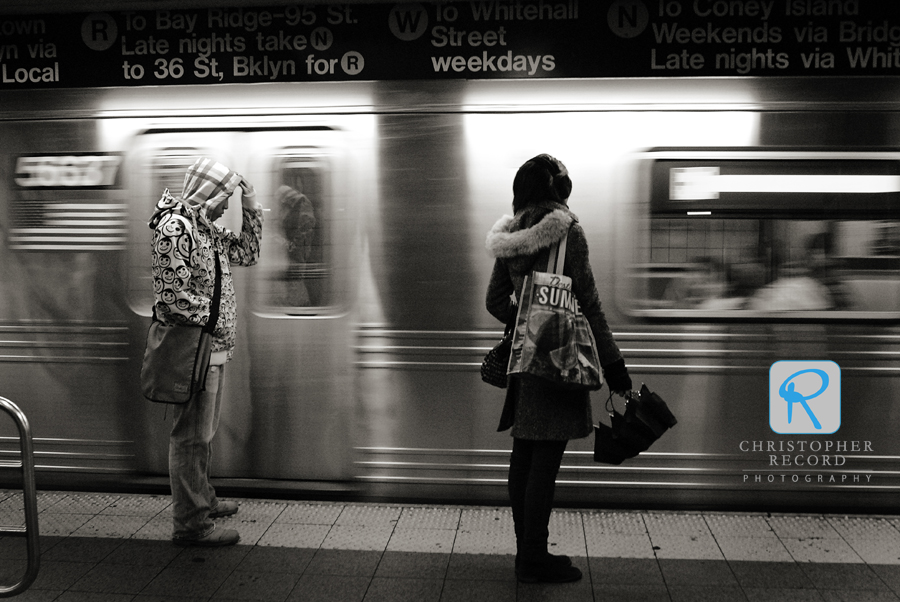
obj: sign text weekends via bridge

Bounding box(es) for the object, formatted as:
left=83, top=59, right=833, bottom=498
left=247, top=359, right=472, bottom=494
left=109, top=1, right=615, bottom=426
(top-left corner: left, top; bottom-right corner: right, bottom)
left=1, top=1, right=900, bottom=89
left=634, top=0, right=900, bottom=76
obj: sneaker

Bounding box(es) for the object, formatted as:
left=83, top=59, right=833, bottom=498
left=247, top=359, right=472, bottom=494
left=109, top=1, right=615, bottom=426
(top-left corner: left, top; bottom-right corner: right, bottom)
left=173, top=525, right=240, bottom=547
left=209, top=500, right=239, bottom=519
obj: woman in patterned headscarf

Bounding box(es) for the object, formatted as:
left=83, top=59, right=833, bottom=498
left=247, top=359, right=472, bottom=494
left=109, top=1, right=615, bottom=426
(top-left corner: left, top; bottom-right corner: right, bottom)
left=148, top=157, right=263, bottom=547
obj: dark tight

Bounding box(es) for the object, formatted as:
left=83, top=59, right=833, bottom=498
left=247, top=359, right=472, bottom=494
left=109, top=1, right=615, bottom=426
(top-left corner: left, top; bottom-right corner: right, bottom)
left=508, top=437, right=568, bottom=562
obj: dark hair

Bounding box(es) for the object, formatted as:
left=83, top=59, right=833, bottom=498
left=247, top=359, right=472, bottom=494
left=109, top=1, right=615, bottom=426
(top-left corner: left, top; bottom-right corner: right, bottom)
left=512, top=154, right=572, bottom=213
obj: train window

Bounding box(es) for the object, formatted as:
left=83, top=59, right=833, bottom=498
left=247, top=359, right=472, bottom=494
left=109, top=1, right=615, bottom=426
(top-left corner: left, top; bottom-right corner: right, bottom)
left=631, top=151, right=900, bottom=319
left=255, top=154, right=332, bottom=313
left=127, top=149, right=199, bottom=314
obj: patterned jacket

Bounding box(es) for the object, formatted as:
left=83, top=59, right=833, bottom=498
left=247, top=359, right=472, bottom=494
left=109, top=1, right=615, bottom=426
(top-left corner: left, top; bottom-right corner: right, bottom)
left=485, top=201, right=623, bottom=440
left=149, top=168, right=263, bottom=361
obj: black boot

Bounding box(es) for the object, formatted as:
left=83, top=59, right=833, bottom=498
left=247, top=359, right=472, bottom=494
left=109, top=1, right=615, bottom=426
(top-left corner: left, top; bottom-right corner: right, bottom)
left=515, top=550, right=571, bottom=572
left=517, top=551, right=581, bottom=583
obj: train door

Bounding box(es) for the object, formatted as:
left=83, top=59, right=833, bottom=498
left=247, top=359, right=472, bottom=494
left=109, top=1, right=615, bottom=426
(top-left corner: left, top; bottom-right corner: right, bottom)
left=125, top=128, right=357, bottom=483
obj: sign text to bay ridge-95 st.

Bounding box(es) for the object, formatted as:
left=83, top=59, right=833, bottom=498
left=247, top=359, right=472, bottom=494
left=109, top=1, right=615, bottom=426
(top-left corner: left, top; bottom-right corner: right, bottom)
left=110, top=7, right=362, bottom=83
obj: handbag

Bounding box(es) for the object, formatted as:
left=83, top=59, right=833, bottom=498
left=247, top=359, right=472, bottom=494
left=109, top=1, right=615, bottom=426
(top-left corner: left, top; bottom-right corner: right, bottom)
left=507, top=231, right=603, bottom=390
left=593, top=384, right=678, bottom=464
left=481, top=320, right=513, bottom=388
left=141, top=321, right=213, bottom=403
left=141, top=252, right=221, bottom=404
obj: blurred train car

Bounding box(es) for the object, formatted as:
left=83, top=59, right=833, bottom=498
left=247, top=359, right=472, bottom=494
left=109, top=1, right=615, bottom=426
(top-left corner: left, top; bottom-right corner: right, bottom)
left=1, top=76, right=899, bottom=512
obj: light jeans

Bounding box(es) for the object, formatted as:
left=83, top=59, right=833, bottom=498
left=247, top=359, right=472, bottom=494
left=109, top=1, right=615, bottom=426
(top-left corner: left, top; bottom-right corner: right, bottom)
left=169, top=364, right=224, bottom=540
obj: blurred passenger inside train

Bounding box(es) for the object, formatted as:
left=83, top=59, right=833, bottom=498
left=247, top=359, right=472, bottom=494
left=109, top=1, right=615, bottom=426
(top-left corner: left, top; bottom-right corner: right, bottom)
left=746, top=264, right=831, bottom=311
left=662, top=256, right=754, bottom=310
left=149, top=157, right=263, bottom=547
left=485, top=154, right=632, bottom=584
left=276, top=184, right=317, bottom=306
left=807, top=230, right=852, bottom=310
left=747, top=233, right=840, bottom=311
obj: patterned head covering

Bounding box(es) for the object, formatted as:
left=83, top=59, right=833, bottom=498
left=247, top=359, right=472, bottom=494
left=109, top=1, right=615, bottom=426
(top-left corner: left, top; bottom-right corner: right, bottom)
left=150, top=157, right=243, bottom=235
left=180, top=157, right=242, bottom=212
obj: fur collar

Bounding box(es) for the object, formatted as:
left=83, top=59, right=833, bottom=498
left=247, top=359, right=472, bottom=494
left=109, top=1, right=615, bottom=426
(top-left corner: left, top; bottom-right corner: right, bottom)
left=486, top=208, right=574, bottom=259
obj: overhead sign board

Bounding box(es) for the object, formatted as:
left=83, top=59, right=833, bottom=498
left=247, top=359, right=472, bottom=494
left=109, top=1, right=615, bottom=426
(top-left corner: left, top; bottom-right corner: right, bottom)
left=0, top=1, right=898, bottom=88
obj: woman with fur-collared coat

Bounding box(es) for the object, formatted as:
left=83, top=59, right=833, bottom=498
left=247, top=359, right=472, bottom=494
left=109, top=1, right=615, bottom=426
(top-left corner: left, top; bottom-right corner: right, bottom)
left=485, top=154, right=632, bottom=584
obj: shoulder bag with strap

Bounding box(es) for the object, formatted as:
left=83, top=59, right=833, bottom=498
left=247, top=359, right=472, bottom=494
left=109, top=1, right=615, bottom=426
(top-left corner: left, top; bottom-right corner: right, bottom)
left=141, top=248, right=221, bottom=404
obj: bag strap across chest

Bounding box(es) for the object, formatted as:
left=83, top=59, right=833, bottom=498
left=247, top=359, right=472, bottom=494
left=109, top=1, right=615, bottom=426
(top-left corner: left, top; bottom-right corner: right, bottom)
left=206, top=251, right=222, bottom=334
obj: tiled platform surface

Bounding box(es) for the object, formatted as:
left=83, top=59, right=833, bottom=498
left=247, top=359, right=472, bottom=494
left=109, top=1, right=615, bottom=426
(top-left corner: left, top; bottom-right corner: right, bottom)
left=2, top=490, right=900, bottom=601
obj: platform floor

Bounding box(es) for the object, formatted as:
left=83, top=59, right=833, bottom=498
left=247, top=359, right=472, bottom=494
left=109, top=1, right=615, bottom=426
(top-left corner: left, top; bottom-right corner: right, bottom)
left=1, top=490, right=900, bottom=601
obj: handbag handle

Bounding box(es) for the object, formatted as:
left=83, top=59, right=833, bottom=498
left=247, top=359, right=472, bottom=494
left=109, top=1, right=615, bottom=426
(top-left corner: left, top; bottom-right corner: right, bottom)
left=546, top=231, right=568, bottom=275
left=605, top=390, right=618, bottom=415
left=509, top=222, right=570, bottom=329
left=606, top=389, right=638, bottom=415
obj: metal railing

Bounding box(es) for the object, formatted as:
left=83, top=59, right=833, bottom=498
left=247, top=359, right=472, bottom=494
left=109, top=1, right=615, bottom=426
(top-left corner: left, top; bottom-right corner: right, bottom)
left=0, top=397, right=39, bottom=597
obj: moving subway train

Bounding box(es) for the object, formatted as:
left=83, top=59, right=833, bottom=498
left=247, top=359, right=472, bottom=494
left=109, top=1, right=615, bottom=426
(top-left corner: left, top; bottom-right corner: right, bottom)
left=1, top=76, right=899, bottom=512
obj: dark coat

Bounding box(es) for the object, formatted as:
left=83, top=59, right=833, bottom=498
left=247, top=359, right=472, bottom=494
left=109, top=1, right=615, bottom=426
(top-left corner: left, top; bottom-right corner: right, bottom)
left=485, top=201, right=623, bottom=440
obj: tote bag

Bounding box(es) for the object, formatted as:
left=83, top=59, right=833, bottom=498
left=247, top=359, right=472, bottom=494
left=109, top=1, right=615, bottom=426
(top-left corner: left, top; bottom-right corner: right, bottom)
left=141, top=322, right=213, bottom=404
left=507, top=232, right=603, bottom=391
